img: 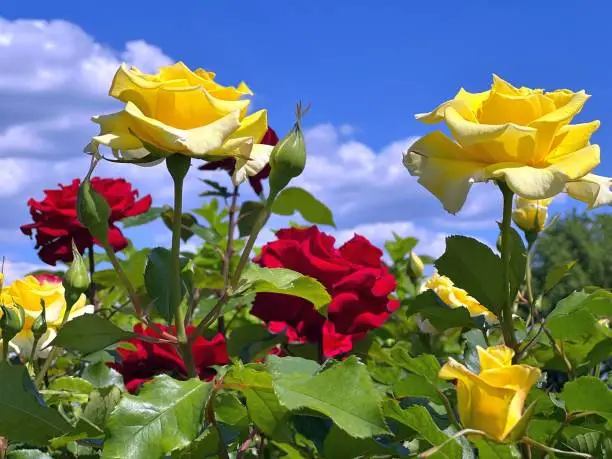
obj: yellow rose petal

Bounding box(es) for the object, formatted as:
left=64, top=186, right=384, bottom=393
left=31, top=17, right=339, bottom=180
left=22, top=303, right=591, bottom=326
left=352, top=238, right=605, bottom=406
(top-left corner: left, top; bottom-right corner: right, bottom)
left=565, top=174, right=612, bottom=208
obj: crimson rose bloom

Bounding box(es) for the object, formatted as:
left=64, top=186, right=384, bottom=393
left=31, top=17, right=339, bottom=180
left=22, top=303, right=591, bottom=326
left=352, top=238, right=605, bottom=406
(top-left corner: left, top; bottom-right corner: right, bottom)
left=21, top=177, right=152, bottom=265
left=199, top=127, right=279, bottom=195
left=110, top=324, right=229, bottom=393
left=251, top=226, right=399, bottom=357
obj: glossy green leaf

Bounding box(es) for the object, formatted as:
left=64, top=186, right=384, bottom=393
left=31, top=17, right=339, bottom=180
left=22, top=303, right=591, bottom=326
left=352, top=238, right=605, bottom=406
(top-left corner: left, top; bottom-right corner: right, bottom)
left=51, top=314, right=135, bottom=355
left=82, top=361, right=124, bottom=389
left=240, top=265, right=331, bottom=313
left=407, top=290, right=486, bottom=331
left=271, top=187, right=335, bottom=227
left=171, top=427, right=220, bottom=459
left=238, top=200, right=266, bottom=238
left=544, top=260, right=577, bottom=293
left=103, top=375, right=211, bottom=459
left=273, top=356, right=389, bottom=438
left=435, top=236, right=504, bottom=315
left=121, top=207, right=165, bottom=228
left=0, top=363, right=71, bottom=445
left=561, top=376, right=612, bottom=420
left=144, top=247, right=175, bottom=322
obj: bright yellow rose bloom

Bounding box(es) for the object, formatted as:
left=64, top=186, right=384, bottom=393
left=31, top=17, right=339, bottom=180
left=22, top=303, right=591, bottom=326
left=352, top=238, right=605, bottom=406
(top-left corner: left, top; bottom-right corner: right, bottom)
left=0, top=275, right=93, bottom=358
left=404, top=75, right=610, bottom=213
left=439, top=345, right=541, bottom=442
left=512, top=197, right=553, bottom=233
left=85, top=62, right=272, bottom=185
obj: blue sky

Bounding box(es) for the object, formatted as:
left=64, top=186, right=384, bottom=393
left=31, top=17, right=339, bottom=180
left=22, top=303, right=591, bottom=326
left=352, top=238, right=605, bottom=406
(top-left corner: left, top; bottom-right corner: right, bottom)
left=1, top=1, right=611, bottom=279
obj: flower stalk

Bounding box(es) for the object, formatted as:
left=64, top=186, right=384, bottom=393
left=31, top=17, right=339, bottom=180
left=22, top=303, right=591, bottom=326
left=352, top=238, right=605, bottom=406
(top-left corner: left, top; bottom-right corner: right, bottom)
left=499, top=182, right=518, bottom=351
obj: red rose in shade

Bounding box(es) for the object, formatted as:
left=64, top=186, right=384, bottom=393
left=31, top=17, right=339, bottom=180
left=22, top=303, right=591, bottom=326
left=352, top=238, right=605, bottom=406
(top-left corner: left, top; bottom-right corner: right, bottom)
left=110, top=324, right=229, bottom=393
left=199, top=127, right=279, bottom=195
left=21, top=177, right=152, bottom=265
left=251, top=226, right=399, bottom=357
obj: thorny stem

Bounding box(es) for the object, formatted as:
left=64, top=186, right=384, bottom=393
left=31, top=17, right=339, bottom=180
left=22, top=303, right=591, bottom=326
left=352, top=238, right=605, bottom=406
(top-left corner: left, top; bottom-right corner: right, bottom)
left=218, top=185, right=240, bottom=335
left=498, top=182, right=518, bottom=351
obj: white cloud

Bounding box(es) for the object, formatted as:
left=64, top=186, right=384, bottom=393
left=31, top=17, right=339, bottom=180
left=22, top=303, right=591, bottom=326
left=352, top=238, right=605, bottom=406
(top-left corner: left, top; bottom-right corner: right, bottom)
left=2, top=259, right=48, bottom=283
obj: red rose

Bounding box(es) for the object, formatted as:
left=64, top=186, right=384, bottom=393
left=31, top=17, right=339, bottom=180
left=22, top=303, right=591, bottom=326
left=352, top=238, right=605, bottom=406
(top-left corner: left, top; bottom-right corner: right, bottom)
left=251, top=226, right=399, bottom=357
left=110, top=324, right=229, bottom=393
left=21, top=177, right=152, bottom=265
left=199, top=127, right=279, bottom=195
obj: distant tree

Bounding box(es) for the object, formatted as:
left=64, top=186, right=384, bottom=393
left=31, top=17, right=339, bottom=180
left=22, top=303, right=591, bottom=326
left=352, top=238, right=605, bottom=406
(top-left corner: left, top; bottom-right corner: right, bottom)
left=531, top=210, right=612, bottom=306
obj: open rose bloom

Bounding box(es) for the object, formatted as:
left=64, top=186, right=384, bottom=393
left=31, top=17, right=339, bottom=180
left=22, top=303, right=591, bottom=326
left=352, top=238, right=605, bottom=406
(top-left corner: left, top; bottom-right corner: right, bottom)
left=404, top=75, right=612, bottom=213
left=85, top=62, right=273, bottom=185
left=0, top=274, right=93, bottom=359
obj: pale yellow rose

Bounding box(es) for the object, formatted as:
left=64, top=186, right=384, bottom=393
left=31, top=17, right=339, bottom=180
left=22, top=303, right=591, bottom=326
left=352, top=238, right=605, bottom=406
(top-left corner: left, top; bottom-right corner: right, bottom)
left=404, top=75, right=610, bottom=213
left=512, top=197, right=553, bottom=233
left=439, top=345, right=541, bottom=442
left=85, top=62, right=272, bottom=185
left=0, top=275, right=93, bottom=358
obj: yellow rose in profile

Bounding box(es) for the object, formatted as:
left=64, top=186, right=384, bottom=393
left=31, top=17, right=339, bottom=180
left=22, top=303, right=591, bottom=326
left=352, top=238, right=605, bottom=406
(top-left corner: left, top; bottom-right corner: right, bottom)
left=404, top=75, right=610, bottom=213
left=85, top=62, right=272, bottom=185
left=439, top=345, right=541, bottom=442
left=423, top=273, right=496, bottom=321
left=512, top=197, right=553, bottom=233
left=0, top=274, right=93, bottom=358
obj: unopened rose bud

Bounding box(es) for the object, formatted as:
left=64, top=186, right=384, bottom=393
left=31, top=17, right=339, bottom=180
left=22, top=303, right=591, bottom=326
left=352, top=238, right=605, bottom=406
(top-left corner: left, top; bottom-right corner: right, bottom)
left=268, top=104, right=308, bottom=200
left=77, top=178, right=111, bottom=245
left=31, top=299, right=48, bottom=340
left=0, top=304, right=25, bottom=342
left=407, top=252, right=425, bottom=279
left=63, top=240, right=90, bottom=295
left=512, top=197, right=552, bottom=234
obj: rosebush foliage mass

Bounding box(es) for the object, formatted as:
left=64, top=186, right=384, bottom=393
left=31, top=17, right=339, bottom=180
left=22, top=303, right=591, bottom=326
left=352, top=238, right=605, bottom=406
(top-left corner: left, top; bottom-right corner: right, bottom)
left=0, top=65, right=611, bottom=458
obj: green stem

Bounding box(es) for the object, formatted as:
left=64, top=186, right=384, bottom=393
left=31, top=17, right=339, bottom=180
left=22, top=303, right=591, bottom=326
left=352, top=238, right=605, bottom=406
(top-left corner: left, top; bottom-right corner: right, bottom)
left=28, top=336, right=41, bottom=369
left=102, top=242, right=143, bottom=318
left=524, top=437, right=593, bottom=458
left=436, top=388, right=462, bottom=431
left=499, top=182, right=518, bottom=351
left=35, top=305, right=72, bottom=388
left=2, top=340, right=8, bottom=364
left=167, top=155, right=196, bottom=378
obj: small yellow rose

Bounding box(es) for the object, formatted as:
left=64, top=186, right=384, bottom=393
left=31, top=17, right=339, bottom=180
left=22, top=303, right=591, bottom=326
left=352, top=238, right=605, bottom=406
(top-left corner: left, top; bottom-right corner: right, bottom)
left=0, top=275, right=93, bottom=358
left=404, top=75, right=610, bottom=213
left=512, top=197, right=553, bottom=233
left=439, top=345, right=541, bottom=442
left=85, top=62, right=272, bottom=185
left=423, top=273, right=496, bottom=322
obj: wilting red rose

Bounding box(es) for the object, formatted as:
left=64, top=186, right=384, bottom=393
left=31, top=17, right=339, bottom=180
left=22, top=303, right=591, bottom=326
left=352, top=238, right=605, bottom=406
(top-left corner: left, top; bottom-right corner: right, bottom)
left=21, top=177, right=152, bottom=265
left=199, top=127, right=279, bottom=195
left=110, top=324, right=229, bottom=393
left=251, top=226, right=399, bottom=357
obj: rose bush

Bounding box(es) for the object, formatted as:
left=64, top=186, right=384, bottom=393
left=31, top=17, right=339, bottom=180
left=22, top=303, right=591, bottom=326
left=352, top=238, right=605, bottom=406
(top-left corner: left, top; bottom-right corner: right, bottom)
left=21, top=177, right=151, bottom=265
left=0, top=64, right=610, bottom=459
left=251, top=226, right=398, bottom=357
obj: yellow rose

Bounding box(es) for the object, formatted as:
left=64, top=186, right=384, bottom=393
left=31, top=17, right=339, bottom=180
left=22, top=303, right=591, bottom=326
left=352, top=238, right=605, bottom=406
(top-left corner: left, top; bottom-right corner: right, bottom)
left=404, top=75, right=610, bottom=213
left=439, top=345, right=541, bottom=442
left=423, top=273, right=496, bottom=322
left=85, top=62, right=272, bottom=185
left=0, top=275, right=93, bottom=358
left=512, top=197, right=552, bottom=233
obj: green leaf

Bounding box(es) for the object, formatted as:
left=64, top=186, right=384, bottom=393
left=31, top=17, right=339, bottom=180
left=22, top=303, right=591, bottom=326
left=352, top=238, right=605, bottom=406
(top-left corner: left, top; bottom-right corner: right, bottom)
left=226, top=323, right=284, bottom=363
left=273, top=356, right=389, bottom=438
left=472, top=439, right=521, bottom=458
left=121, top=207, right=165, bottom=228
left=0, top=363, right=71, bottom=445
left=568, top=431, right=612, bottom=457
left=238, top=201, right=265, bottom=238
left=171, top=427, right=220, bottom=459
left=267, top=355, right=321, bottom=378
left=74, top=386, right=122, bottom=438
left=6, top=451, right=54, bottom=459
left=561, top=376, right=612, bottom=420
left=323, top=424, right=392, bottom=459
left=435, top=236, right=504, bottom=315
left=240, top=265, right=331, bottom=313
left=547, top=292, right=609, bottom=341
left=51, top=314, right=135, bottom=355
left=385, top=233, right=418, bottom=262
left=214, top=392, right=250, bottom=432
left=49, top=376, right=94, bottom=395
left=384, top=401, right=462, bottom=458
left=187, top=224, right=220, bottom=244
left=82, top=361, right=124, bottom=388
left=144, top=247, right=175, bottom=322
left=271, top=187, right=336, bottom=227
left=406, top=290, right=486, bottom=331
left=224, top=365, right=291, bottom=440
left=103, top=375, right=211, bottom=459
left=161, top=207, right=199, bottom=242
left=544, top=260, right=577, bottom=293
left=394, top=374, right=442, bottom=402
